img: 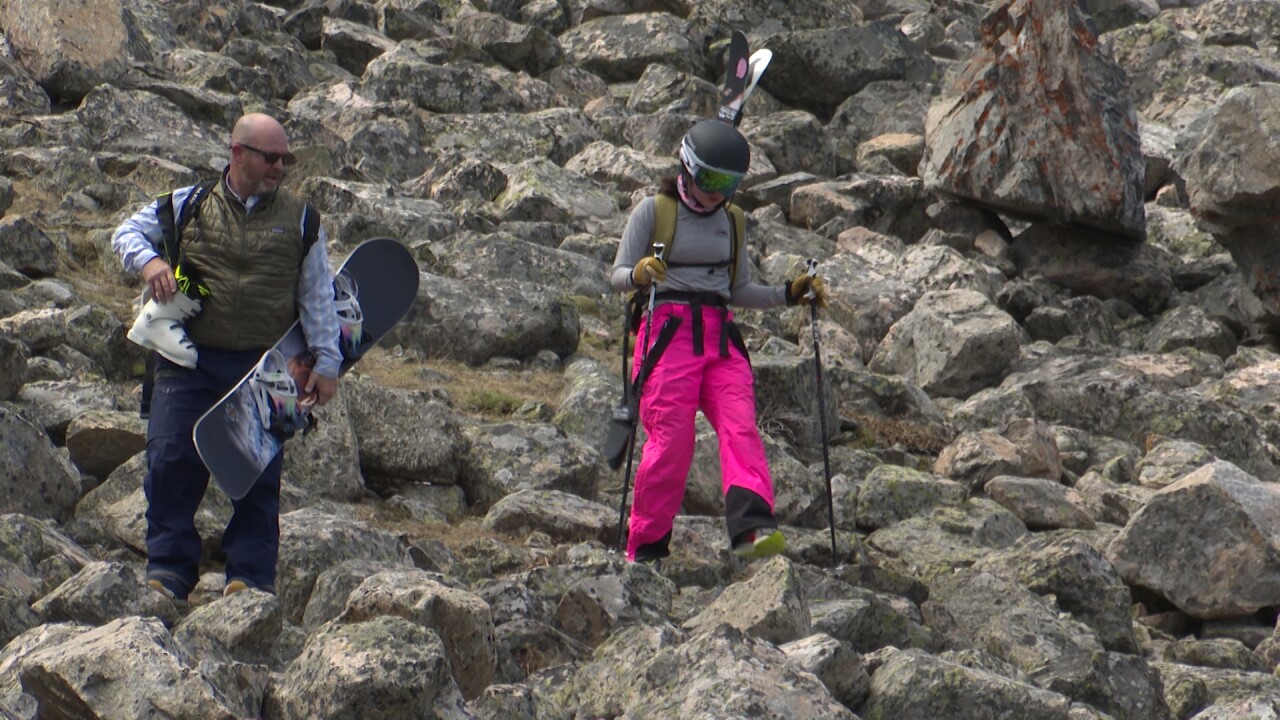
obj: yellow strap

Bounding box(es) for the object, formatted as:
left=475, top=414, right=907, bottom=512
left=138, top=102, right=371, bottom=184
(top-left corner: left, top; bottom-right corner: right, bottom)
left=725, top=202, right=744, bottom=289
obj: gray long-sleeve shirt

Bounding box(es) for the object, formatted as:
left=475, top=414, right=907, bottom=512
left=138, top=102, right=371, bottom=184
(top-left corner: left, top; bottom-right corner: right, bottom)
left=609, top=196, right=786, bottom=309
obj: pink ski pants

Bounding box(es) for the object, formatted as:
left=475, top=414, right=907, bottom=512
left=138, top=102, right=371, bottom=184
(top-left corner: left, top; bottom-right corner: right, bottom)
left=626, top=302, right=775, bottom=560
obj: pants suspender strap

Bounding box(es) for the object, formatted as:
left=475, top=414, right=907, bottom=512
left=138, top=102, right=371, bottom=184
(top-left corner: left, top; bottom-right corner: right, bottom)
left=690, top=296, right=704, bottom=356
left=719, top=307, right=730, bottom=358
left=632, top=316, right=682, bottom=396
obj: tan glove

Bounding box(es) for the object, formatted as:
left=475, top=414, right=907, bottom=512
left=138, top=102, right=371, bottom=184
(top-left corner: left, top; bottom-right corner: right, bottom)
left=787, top=275, right=828, bottom=307
left=632, top=256, right=667, bottom=287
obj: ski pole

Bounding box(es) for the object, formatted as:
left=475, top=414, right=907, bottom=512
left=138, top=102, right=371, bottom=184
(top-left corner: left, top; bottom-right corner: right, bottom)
left=617, top=243, right=665, bottom=554
left=806, top=258, right=837, bottom=568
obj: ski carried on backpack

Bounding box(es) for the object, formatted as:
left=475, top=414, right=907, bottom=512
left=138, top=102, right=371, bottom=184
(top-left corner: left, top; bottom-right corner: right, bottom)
left=193, top=237, right=419, bottom=500
left=740, top=49, right=772, bottom=123
left=717, top=31, right=752, bottom=126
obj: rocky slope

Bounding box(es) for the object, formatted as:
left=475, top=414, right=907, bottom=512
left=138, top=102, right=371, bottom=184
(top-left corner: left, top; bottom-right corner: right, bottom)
left=2, top=0, right=1280, bottom=717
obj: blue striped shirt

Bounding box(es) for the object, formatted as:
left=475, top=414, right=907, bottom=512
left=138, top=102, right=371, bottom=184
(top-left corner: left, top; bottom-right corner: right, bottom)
left=111, top=180, right=342, bottom=377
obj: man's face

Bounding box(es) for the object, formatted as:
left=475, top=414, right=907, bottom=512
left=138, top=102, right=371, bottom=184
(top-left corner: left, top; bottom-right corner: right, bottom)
left=233, top=138, right=291, bottom=195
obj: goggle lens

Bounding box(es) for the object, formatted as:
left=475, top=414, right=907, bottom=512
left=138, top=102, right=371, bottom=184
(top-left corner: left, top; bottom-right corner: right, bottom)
left=693, top=166, right=743, bottom=194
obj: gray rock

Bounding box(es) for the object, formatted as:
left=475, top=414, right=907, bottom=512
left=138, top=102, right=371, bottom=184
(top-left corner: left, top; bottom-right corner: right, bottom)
left=573, top=622, right=855, bottom=718
left=0, top=217, right=57, bottom=278
left=974, top=534, right=1138, bottom=653
left=870, top=289, right=1022, bottom=398
left=0, top=404, right=81, bottom=522
left=391, top=272, right=579, bottom=366
left=432, top=230, right=609, bottom=296
left=337, top=568, right=496, bottom=700
left=758, top=24, right=931, bottom=120
left=453, top=12, right=563, bottom=76
left=552, top=562, right=674, bottom=647
left=342, top=376, right=468, bottom=492
left=810, top=586, right=937, bottom=654
left=483, top=489, right=615, bottom=545
left=276, top=508, right=409, bottom=624
left=0, top=338, right=27, bottom=402
left=32, top=560, right=180, bottom=628
left=264, top=615, right=471, bottom=719
left=985, top=476, right=1096, bottom=530
left=682, top=556, right=811, bottom=646
left=779, top=633, right=871, bottom=709
left=461, top=421, right=601, bottom=510
left=174, top=588, right=283, bottom=666
left=560, top=13, right=701, bottom=83
left=1107, top=461, right=1280, bottom=619
left=863, top=648, right=1073, bottom=719
left=20, top=616, right=238, bottom=719
left=854, top=464, right=967, bottom=530
left=63, top=410, right=145, bottom=483
left=0, top=0, right=129, bottom=103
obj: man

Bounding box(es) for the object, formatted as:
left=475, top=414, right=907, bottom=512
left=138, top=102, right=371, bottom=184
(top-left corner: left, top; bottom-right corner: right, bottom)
left=112, top=113, right=341, bottom=602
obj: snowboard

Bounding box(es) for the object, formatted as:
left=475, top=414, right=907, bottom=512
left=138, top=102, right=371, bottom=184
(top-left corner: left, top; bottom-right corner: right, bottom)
left=193, top=237, right=419, bottom=500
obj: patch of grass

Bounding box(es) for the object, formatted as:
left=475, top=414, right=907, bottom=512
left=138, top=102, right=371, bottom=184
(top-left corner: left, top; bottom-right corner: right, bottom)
left=349, top=506, right=520, bottom=549
left=465, top=388, right=521, bottom=415
left=356, top=349, right=568, bottom=421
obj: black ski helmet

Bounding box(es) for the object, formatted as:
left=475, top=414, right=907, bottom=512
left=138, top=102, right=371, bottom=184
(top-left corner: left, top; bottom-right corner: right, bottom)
left=680, top=119, right=750, bottom=177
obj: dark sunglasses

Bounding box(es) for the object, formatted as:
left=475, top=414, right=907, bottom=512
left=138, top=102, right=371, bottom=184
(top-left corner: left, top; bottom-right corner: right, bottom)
left=235, top=143, right=296, bottom=166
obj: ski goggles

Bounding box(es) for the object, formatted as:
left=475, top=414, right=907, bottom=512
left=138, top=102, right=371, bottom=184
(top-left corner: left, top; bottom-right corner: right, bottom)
left=681, top=144, right=745, bottom=195
left=690, top=165, right=745, bottom=194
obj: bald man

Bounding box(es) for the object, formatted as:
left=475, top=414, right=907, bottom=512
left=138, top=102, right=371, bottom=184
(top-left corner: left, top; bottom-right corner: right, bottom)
left=112, top=113, right=341, bottom=604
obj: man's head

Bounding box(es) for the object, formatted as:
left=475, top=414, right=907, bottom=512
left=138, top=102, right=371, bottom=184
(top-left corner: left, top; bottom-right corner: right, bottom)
left=228, top=113, right=295, bottom=198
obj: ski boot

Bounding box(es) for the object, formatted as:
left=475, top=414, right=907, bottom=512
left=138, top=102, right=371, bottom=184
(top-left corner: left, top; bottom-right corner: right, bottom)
left=251, top=349, right=311, bottom=440
left=127, top=291, right=202, bottom=368
left=334, top=271, right=370, bottom=360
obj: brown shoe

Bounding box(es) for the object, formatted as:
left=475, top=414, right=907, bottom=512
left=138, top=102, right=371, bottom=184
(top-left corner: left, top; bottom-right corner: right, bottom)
left=147, top=578, right=189, bottom=608
left=224, top=579, right=250, bottom=597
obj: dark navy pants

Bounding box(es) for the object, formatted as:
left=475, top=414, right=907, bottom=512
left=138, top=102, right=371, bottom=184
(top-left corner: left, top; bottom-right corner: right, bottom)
left=145, top=346, right=282, bottom=599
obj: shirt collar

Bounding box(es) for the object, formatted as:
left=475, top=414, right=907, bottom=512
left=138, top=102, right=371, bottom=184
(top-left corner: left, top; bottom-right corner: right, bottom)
left=221, top=166, right=266, bottom=212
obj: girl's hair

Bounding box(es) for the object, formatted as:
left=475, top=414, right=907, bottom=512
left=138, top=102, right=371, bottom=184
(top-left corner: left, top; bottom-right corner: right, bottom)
left=658, top=175, right=678, bottom=198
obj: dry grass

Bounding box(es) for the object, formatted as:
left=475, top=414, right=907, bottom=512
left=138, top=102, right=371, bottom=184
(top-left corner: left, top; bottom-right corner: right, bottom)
left=847, top=410, right=953, bottom=455
left=355, top=347, right=570, bottom=421
left=348, top=506, right=516, bottom=547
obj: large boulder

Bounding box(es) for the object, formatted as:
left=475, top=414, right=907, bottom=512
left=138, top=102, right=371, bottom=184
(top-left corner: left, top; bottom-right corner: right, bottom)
left=1107, top=461, right=1280, bottom=619
left=0, top=0, right=129, bottom=103
left=920, top=0, right=1145, bottom=237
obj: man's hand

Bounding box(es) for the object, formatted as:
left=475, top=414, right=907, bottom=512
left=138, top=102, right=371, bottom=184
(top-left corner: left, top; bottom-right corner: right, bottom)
left=306, top=373, right=338, bottom=406
left=141, top=257, right=178, bottom=303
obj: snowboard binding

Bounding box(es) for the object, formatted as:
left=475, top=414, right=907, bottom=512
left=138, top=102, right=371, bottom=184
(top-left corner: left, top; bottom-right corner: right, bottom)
left=251, top=349, right=312, bottom=440
left=334, top=271, right=370, bottom=360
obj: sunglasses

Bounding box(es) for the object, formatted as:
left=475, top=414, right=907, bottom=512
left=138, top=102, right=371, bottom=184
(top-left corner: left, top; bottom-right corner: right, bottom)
left=692, top=165, right=743, bottom=195
left=235, top=143, right=296, bottom=166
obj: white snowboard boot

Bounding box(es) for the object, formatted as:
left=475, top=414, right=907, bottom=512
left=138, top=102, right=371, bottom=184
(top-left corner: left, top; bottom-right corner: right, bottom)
left=127, top=292, right=202, bottom=368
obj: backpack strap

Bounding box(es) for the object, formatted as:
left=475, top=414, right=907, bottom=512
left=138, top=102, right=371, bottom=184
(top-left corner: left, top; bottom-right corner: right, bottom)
left=652, top=194, right=678, bottom=258
left=156, top=179, right=217, bottom=266
left=301, top=203, right=320, bottom=256
left=724, top=202, right=745, bottom=289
